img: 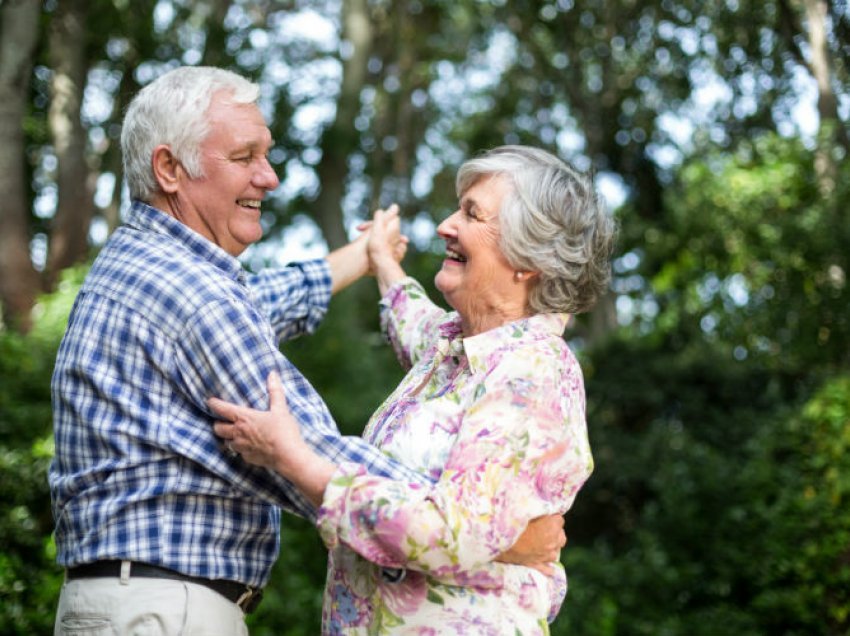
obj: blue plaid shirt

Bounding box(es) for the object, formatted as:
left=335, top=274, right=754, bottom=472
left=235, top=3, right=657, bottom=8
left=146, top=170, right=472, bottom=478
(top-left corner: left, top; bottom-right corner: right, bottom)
left=49, top=200, right=431, bottom=587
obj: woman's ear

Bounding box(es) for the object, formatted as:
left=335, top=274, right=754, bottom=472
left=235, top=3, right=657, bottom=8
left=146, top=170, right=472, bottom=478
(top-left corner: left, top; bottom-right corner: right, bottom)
left=151, top=145, right=180, bottom=194
left=514, top=270, right=540, bottom=283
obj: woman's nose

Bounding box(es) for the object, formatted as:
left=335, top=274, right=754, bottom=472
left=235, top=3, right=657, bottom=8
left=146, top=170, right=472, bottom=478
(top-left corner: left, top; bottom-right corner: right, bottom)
left=437, top=209, right=460, bottom=238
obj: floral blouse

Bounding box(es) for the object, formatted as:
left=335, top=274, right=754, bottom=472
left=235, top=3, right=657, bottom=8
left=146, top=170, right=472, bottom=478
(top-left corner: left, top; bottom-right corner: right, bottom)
left=317, top=278, right=593, bottom=635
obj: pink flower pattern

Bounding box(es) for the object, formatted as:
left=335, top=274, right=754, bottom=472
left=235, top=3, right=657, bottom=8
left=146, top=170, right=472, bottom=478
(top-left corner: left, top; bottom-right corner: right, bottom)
left=317, top=278, right=593, bottom=634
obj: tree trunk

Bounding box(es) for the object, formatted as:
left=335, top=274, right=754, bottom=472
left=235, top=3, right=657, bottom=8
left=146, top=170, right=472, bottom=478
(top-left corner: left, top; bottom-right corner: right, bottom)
left=45, top=0, right=94, bottom=288
left=368, top=1, right=421, bottom=214
left=200, top=0, right=233, bottom=67
left=802, top=0, right=846, bottom=196
left=0, top=0, right=43, bottom=331
left=312, top=0, right=372, bottom=249
left=102, top=60, right=142, bottom=233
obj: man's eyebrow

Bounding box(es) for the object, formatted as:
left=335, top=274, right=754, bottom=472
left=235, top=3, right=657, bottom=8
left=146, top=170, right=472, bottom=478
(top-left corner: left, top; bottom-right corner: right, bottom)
left=234, top=138, right=275, bottom=153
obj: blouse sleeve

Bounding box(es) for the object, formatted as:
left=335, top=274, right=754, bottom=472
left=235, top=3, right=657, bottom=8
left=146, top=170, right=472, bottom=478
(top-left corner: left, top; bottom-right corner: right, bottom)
left=315, top=343, right=593, bottom=582
left=379, top=277, right=449, bottom=371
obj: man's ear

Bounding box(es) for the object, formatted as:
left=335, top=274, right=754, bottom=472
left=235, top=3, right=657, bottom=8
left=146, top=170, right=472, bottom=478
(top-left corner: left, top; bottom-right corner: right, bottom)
left=151, top=145, right=181, bottom=194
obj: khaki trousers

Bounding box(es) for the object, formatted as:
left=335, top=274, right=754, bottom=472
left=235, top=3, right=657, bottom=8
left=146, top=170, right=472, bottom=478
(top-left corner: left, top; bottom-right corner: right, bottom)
left=54, top=573, right=250, bottom=636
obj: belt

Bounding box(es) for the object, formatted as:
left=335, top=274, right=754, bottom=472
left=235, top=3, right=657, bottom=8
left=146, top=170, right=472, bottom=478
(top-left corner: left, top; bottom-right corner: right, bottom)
left=66, top=560, right=263, bottom=614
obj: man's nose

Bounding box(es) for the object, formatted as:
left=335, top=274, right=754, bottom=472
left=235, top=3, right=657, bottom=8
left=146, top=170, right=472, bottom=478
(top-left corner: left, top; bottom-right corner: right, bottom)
left=256, top=157, right=280, bottom=190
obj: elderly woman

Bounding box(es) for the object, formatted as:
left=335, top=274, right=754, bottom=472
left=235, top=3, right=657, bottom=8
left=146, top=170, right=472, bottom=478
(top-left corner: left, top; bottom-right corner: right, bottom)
left=211, top=145, right=616, bottom=633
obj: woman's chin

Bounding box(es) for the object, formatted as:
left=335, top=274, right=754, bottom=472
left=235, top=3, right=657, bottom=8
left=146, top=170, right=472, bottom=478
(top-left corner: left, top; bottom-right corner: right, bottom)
left=434, top=276, right=460, bottom=310
left=434, top=270, right=452, bottom=295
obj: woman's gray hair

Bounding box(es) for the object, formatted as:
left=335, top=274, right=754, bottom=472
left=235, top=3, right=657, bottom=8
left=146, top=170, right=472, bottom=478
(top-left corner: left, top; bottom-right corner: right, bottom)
left=457, top=145, right=617, bottom=315
left=121, top=66, right=261, bottom=202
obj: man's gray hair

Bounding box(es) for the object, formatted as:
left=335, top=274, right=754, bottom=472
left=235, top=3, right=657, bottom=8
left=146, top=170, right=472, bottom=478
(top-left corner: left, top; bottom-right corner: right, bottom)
left=121, top=66, right=260, bottom=202
left=456, top=145, right=617, bottom=315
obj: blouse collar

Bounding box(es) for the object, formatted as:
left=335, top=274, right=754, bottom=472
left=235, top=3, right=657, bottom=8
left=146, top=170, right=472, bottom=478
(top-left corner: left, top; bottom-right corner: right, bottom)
left=440, top=312, right=570, bottom=374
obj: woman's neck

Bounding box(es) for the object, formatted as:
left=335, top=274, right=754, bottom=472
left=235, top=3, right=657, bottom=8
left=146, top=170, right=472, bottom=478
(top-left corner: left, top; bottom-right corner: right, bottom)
left=460, top=302, right=530, bottom=337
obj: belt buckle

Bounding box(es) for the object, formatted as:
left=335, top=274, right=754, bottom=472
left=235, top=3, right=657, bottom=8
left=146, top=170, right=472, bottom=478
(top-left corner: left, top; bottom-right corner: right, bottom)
left=236, top=587, right=263, bottom=614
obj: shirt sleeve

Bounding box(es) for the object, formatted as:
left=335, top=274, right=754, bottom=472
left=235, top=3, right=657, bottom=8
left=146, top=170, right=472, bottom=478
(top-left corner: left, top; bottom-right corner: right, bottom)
left=315, top=345, right=594, bottom=581
left=246, top=259, right=332, bottom=343
left=171, top=293, right=433, bottom=523
left=379, top=278, right=449, bottom=371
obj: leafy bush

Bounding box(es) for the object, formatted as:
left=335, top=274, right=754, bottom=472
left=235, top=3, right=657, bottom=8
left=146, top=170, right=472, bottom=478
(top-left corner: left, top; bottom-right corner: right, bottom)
left=0, top=267, right=86, bottom=634
left=554, top=334, right=850, bottom=635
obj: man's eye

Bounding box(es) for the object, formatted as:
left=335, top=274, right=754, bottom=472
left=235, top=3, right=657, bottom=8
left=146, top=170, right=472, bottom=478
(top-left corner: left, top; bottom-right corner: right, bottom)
left=234, top=155, right=252, bottom=163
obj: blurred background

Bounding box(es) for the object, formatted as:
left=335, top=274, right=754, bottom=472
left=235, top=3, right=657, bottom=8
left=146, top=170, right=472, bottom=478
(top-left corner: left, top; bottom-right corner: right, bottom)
left=1, top=0, right=848, bottom=634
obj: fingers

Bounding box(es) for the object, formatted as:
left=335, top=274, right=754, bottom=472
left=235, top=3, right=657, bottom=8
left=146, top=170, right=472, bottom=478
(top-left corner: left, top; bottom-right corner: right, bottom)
left=267, top=371, right=285, bottom=410
left=372, top=205, right=401, bottom=231
left=213, top=420, right=240, bottom=457
left=375, top=204, right=399, bottom=219
left=371, top=204, right=399, bottom=222
left=213, top=421, right=234, bottom=439
left=530, top=562, right=555, bottom=577
left=553, top=515, right=567, bottom=550
left=372, top=209, right=387, bottom=236
left=207, top=396, right=239, bottom=421
left=357, top=204, right=399, bottom=237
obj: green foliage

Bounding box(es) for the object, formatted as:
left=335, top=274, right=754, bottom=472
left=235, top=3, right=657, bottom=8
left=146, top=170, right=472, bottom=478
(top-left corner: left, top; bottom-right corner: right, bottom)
left=552, top=333, right=850, bottom=635
left=0, top=268, right=86, bottom=634
left=621, top=134, right=849, bottom=372
left=247, top=515, right=327, bottom=636
left=549, top=134, right=850, bottom=635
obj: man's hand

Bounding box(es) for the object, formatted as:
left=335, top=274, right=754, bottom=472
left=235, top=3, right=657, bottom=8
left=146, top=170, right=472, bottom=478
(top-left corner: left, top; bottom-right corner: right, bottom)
left=495, top=514, right=567, bottom=576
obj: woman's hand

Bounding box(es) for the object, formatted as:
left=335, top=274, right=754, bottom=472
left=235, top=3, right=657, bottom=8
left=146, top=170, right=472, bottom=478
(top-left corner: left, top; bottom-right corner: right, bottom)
left=367, top=204, right=407, bottom=269
left=327, top=206, right=406, bottom=295
left=208, top=372, right=336, bottom=506
left=495, top=514, right=567, bottom=576
left=365, top=205, right=409, bottom=295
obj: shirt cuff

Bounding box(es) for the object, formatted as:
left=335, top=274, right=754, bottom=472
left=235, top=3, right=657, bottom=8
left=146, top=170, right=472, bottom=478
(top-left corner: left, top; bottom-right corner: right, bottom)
left=298, top=258, right=333, bottom=320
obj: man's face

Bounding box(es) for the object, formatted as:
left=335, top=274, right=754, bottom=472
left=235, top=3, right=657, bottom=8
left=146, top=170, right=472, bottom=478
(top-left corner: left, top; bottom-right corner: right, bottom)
left=178, top=92, right=280, bottom=257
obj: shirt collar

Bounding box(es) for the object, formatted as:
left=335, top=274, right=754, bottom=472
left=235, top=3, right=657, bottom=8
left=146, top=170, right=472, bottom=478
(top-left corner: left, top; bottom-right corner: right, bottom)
left=125, top=200, right=247, bottom=284
left=442, top=312, right=570, bottom=374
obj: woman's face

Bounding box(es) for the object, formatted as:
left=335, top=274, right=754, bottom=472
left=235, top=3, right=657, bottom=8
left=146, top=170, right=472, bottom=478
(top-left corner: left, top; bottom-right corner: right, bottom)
left=435, top=174, right=529, bottom=335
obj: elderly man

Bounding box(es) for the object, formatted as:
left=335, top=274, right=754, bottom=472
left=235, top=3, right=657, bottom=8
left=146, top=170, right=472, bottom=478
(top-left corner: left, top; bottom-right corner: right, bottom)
left=49, top=66, right=562, bottom=634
